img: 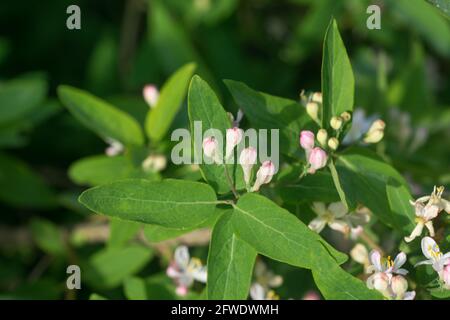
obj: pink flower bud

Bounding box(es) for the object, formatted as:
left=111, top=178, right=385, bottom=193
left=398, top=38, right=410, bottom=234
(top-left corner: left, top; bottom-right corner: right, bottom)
left=251, top=160, right=276, bottom=192
left=443, top=265, right=450, bottom=288
left=372, top=272, right=390, bottom=291
left=203, top=137, right=220, bottom=163
left=176, top=285, right=188, bottom=296
left=225, top=127, right=243, bottom=159
left=299, top=130, right=315, bottom=150
left=302, top=291, right=321, bottom=300
left=308, top=147, right=328, bottom=174
left=391, top=275, right=408, bottom=297
left=143, top=84, right=159, bottom=108
left=239, top=147, right=257, bottom=185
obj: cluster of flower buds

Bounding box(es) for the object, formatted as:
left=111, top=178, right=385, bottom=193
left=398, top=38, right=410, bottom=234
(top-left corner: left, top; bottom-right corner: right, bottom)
left=299, top=130, right=328, bottom=174
left=143, top=84, right=160, bottom=108
left=404, top=186, right=450, bottom=243
left=239, top=147, right=275, bottom=192
left=366, top=250, right=415, bottom=300
left=202, top=127, right=244, bottom=164
left=363, top=119, right=385, bottom=144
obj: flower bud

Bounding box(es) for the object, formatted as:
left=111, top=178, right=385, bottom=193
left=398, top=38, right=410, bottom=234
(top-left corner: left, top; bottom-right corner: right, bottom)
left=317, top=129, right=328, bottom=147
left=143, top=84, right=159, bottom=108
left=239, top=147, right=257, bottom=186
left=299, top=130, right=315, bottom=150
left=308, top=147, right=328, bottom=174
left=251, top=160, right=276, bottom=192
left=105, top=138, right=124, bottom=157
left=327, top=137, right=339, bottom=151
left=330, top=116, right=343, bottom=130
left=142, top=154, right=167, bottom=172
left=350, top=244, right=369, bottom=266
left=311, top=92, right=322, bottom=104
left=372, top=272, right=390, bottom=291
left=364, top=120, right=385, bottom=144
left=340, top=111, right=351, bottom=122
left=306, top=102, right=319, bottom=121
left=225, top=127, right=243, bottom=159
left=443, top=265, right=450, bottom=288
left=391, top=275, right=408, bottom=297
left=203, top=137, right=220, bottom=163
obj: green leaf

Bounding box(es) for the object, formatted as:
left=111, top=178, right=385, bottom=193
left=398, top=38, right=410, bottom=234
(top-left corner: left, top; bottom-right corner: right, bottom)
left=225, top=79, right=311, bottom=157
left=188, top=75, right=245, bottom=194
left=69, top=155, right=159, bottom=187
left=0, top=74, right=47, bottom=127
left=386, top=178, right=416, bottom=235
left=108, top=218, right=141, bottom=249
left=321, top=19, right=354, bottom=126
left=124, top=277, right=148, bottom=300
left=30, top=218, right=65, bottom=256
left=146, top=63, right=196, bottom=142
left=207, top=211, right=257, bottom=300
left=334, top=148, right=412, bottom=233
left=231, top=193, right=347, bottom=269
left=57, top=85, right=144, bottom=146
left=85, top=245, right=152, bottom=289
left=79, top=179, right=218, bottom=229
left=0, top=153, right=55, bottom=208
left=312, top=251, right=383, bottom=300
left=429, top=288, right=450, bottom=299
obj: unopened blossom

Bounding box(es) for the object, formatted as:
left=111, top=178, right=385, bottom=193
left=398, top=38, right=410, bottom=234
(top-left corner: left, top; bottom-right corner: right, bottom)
left=251, top=161, right=275, bottom=192
left=330, top=116, right=343, bottom=130
left=239, top=147, right=257, bottom=186
left=202, top=136, right=221, bottom=164
left=390, top=275, right=416, bottom=300
left=363, top=119, right=385, bottom=144
left=327, top=137, right=339, bottom=151
left=340, top=111, right=351, bottom=122
left=308, top=202, right=370, bottom=237
left=250, top=283, right=279, bottom=300
left=306, top=102, right=319, bottom=122
left=143, top=84, right=159, bottom=108
left=311, top=92, right=322, bottom=104
left=105, top=138, right=124, bottom=157
left=350, top=244, right=371, bottom=273
left=415, top=237, right=450, bottom=280
left=316, top=129, right=328, bottom=147
left=404, top=186, right=448, bottom=242
left=299, top=130, right=315, bottom=151
left=142, top=154, right=167, bottom=172
left=307, top=147, right=328, bottom=174
left=225, top=127, right=243, bottom=160
left=166, top=246, right=207, bottom=296
left=443, top=265, right=450, bottom=289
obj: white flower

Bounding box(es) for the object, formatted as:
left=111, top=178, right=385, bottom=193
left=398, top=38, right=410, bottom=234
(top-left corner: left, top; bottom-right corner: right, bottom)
left=404, top=186, right=448, bottom=243
left=249, top=283, right=279, bottom=300
left=105, top=138, right=124, bottom=157
left=143, top=84, right=159, bottom=108
left=308, top=202, right=370, bottom=237
left=415, top=237, right=450, bottom=277
left=225, top=127, right=243, bottom=160
left=367, top=250, right=408, bottom=276
left=166, top=246, right=207, bottom=296
left=251, top=161, right=275, bottom=192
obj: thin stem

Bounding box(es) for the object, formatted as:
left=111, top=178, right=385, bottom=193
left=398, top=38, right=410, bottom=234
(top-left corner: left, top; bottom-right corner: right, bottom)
left=223, top=164, right=239, bottom=199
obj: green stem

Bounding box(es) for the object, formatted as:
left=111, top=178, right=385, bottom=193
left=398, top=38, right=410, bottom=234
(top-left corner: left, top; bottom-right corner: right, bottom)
left=223, top=164, right=239, bottom=199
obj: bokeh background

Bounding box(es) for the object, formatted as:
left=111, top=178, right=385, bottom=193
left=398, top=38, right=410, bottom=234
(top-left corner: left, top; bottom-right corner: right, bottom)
left=0, top=0, right=449, bottom=299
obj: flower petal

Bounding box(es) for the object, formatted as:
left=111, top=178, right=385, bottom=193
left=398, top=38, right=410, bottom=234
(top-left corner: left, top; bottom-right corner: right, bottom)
left=312, top=202, right=327, bottom=216
left=174, top=245, right=190, bottom=269
left=308, top=217, right=327, bottom=233
left=328, top=202, right=347, bottom=218
left=250, top=283, right=266, bottom=300
left=393, top=252, right=407, bottom=270
left=192, top=266, right=207, bottom=283
left=414, top=259, right=433, bottom=268
left=328, top=220, right=350, bottom=234
left=404, top=223, right=424, bottom=243
left=421, top=237, right=438, bottom=260
left=369, top=250, right=382, bottom=272
left=403, top=291, right=416, bottom=300
left=423, top=205, right=439, bottom=221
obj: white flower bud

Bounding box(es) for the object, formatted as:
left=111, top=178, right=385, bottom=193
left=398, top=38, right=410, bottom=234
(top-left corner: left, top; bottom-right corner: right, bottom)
left=372, top=272, right=390, bottom=291
left=203, top=137, right=221, bottom=163
left=330, top=116, right=343, bottom=130
left=143, top=84, right=159, bottom=108
left=391, top=275, right=408, bottom=298
left=306, top=102, right=319, bottom=121
left=225, top=127, right=243, bottom=159
left=239, top=147, right=257, bottom=186
left=142, top=154, right=167, bottom=172
left=364, top=120, right=385, bottom=144
left=317, top=129, right=328, bottom=147
left=311, top=92, right=322, bottom=104
left=251, top=161, right=276, bottom=192
left=105, top=138, right=124, bottom=157
left=327, top=137, right=339, bottom=151
left=340, top=111, right=351, bottom=122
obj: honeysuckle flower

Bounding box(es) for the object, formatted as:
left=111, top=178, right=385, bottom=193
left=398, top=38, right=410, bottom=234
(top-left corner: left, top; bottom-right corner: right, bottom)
left=143, top=84, right=159, bottom=108
left=239, top=147, right=257, bottom=186
left=299, top=130, right=315, bottom=151
left=404, top=186, right=448, bottom=242
left=225, top=127, right=243, bottom=159
left=202, top=136, right=221, bottom=164
left=367, top=250, right=409, bottom=276
left=251, top=160, right=275, bottom=192
left=316, top=129, right=328, bottom=147
left=363, top=119, right=385, bottom=144
left=306, top=102, right=319, bottom=121
left=350, top=243, right=371, bottom=273
left=142, top=154, right=167, bottom=172
left=330, top=116, right=343, bottom=130
left=250, top=283, right=279, bottom=300
left=390, top=275, right=416, bottom=300
left=308, top=202, right=370, bottom=237
left=415, top=237, right=450, bottom=278
left=166, top=246, right=207, bottom=296
left=105, top=138, right=124, bottom=157
left=307, top=147, right=328, bottom=174
left=327, top=137, right=339, bottom=151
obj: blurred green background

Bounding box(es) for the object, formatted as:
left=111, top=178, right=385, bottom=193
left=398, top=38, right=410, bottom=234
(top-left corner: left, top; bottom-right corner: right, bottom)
left=0, top=0, right=449, bottom=299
